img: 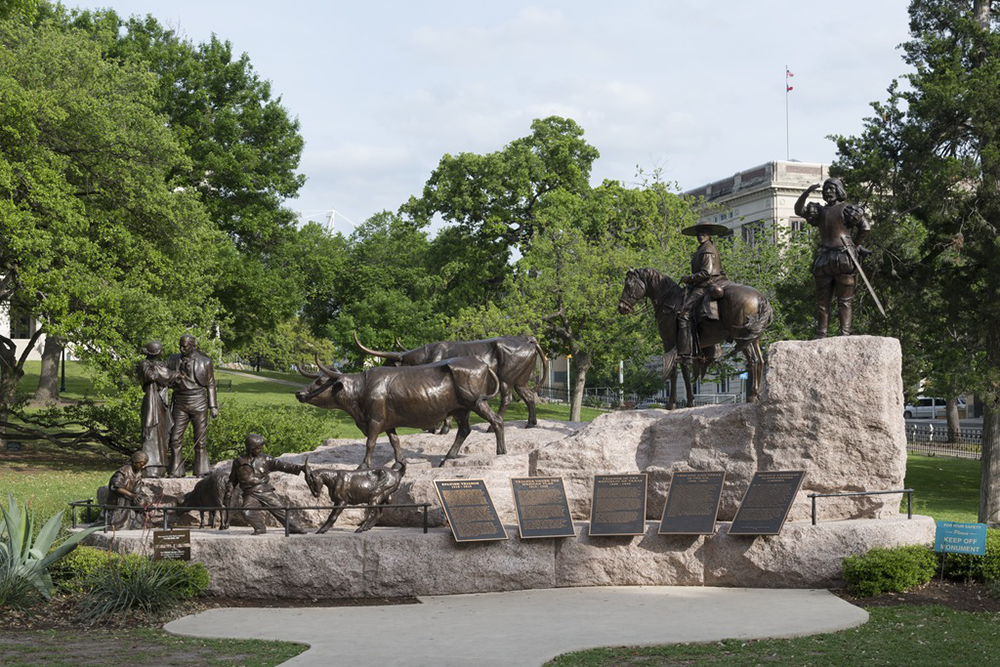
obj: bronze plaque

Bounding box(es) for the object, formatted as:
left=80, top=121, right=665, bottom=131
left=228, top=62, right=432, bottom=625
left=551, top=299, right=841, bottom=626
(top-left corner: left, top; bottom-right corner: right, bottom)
left=658, top=470, right=726, bottom=535
left=729, top=470, right=805, bottom=535
left=511, top=477, right=575, bottom=539
left=435, top=479, right=508, bottom=542
left=588, top=474, right=647, bottom=536
left=152, top=528, right=191, bottom=561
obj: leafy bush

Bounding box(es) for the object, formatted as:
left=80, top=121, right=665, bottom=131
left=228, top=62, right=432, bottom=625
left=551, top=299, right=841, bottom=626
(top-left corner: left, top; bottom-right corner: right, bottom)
left=54, top=547, right=209, bottom=601
left=75, top=556, right=210, bottom=621
left=941, top=528, right=1000, bottom=583
left=0, top=494, right=99, bottom=609
left=842, top=545, right=938, bottom=597
left=50, top=546, right=141, bottom=594
left=206, top=403, right=332, bottom=460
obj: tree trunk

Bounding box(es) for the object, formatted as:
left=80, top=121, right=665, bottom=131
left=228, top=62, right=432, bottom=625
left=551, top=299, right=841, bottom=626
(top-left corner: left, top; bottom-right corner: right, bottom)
left=946, top=397, right=962, bottom=443
left=34, top=335, right=62, bottom=404
left=569, top=352, right=590, bottom=422
left=980, top=401, right=1000, bottom=527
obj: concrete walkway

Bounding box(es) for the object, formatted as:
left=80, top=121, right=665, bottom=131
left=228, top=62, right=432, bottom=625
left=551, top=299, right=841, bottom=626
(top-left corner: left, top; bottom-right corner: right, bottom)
left=165, top=586, right=867, bottom=666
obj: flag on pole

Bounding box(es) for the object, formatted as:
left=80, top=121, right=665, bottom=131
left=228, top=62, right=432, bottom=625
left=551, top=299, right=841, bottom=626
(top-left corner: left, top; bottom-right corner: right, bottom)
left=786, top=68, right=794, bottom=92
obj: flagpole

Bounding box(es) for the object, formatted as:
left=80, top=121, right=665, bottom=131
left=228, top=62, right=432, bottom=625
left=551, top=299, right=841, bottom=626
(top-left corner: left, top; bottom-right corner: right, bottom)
left=785, top=65, right=790, bottom=160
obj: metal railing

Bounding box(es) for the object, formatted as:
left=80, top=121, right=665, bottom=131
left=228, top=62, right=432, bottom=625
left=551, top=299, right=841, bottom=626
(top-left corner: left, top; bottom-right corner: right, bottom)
left=807, top=489, right=914, bottom=525
left=69, top=499, right=432, bottom=536
left=905, top=423, right=983, bottom=459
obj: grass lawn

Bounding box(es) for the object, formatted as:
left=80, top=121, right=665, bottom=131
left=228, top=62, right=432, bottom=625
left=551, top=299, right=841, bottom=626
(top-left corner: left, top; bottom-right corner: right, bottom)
left=545, top=606, right=1000, bottom=666
left=1, top=628, right=307, bottom=667
left=904, top=454, right=981, bottom=523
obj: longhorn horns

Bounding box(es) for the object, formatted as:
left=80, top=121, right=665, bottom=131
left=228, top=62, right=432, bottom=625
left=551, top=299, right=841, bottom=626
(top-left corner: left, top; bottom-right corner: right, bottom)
left=352, top=330, right=402, bottom=361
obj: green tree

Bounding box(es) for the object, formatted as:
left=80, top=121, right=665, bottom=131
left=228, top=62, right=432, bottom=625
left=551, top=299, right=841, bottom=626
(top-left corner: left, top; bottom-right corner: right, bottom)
left=452, top=182, right=684, bottom=420
left=55, top=7, right=308, bottom=349
left=833, top=0, right=1000, bottom=523
left=0, top=19, right=219, bottom=446
left=318, top=212, right=445, bottom=369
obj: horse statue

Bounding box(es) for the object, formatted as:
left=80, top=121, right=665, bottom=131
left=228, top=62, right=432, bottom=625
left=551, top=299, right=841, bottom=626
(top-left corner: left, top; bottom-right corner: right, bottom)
left=617, top=268, right=773, bottom=407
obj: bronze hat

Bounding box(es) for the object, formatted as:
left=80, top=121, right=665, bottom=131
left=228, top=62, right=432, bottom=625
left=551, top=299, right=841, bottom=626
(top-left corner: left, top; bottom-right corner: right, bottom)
left=681, top=222, right=732, bottom=237
left=142, top=340, right=163, bottom=356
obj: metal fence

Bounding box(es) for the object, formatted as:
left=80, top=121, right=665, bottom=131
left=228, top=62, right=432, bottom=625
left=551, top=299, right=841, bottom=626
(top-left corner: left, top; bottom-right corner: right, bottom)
left=905, top=423, right=983, bottom=459
left=535, top=386, right=744, bottom=410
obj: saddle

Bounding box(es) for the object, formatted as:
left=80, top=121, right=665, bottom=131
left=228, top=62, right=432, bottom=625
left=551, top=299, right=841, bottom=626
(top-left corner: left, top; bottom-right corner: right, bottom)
left=696, top=280, right=730, bottom=322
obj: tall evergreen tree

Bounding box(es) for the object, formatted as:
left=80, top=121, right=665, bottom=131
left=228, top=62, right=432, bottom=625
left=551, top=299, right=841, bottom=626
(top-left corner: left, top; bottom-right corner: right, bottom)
left=834, top=0, right=1000, bottom=524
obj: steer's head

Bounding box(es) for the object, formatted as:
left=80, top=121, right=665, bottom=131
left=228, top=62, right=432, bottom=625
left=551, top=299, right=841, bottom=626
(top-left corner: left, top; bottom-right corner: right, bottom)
left=295, top=359, right=345, bottom=409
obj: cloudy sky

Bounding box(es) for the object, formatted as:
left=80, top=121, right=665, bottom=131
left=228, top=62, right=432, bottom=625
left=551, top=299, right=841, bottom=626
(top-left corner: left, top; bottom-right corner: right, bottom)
left=66, top=1, right=914, bottom=232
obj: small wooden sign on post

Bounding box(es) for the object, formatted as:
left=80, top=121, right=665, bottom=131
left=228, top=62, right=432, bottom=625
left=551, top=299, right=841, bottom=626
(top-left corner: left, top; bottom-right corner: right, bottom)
left=152, top=528, right=191, bottom=561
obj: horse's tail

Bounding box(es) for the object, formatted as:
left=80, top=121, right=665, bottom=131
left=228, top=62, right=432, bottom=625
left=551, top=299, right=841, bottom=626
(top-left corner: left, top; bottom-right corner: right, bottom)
left=735, top=294, right=774, bottom=343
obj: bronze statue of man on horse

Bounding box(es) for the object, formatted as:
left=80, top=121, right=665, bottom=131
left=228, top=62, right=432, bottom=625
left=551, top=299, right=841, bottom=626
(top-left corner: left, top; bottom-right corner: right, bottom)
left=617, top=221, right=773, bottom=407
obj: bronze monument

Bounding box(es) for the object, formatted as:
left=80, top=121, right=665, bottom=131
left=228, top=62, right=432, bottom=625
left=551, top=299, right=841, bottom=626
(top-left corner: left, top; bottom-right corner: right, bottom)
left=103, top=451, right=150, bottom=530
left=302, top=457, right=406, bottom=533
left=295, top=356, right=504, bottom=468
left=352, top=333, right=547, bottom=429
left=794, top=178, right=874, bottom=337
left=229, top=433, right=306, bottom=535
left=166, top=334, right=218, bottom=477
left=137, top=340, right=180, bottom=478
left=618, top=267, right=772, bottom=404
left=677, top=223, right=731, bottom=362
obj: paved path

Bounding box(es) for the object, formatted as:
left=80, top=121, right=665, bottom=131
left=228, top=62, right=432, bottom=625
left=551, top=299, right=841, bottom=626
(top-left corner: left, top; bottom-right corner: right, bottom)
left=165, top=586, right=867, bottom=666
left=216, top=369, right=305, bottom=387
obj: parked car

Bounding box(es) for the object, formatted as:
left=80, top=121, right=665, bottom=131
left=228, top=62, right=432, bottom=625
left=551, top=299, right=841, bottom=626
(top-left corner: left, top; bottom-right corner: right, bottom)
left=903, top=396, right=966, bottom=419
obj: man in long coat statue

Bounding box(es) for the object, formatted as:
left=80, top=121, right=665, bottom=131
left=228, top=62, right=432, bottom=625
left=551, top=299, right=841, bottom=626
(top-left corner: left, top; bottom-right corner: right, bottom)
left=166, top=334, right=218, bottom=477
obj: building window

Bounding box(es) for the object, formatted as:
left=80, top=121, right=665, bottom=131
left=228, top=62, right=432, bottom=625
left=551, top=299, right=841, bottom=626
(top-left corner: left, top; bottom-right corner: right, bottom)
left=717, top=373, right=730, bottom=393
left=789, top=217, right=807, bottom=233
left=8, top=301, right=34, bottom=339
left=741, top=220, right=767, bottom=246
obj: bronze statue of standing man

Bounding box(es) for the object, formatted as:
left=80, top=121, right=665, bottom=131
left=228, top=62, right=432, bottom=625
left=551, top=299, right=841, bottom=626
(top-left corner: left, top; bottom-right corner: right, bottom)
left=795, top=178, right=872, bottom=337
left=137, top=340, right=180, bottom=478
left=166, top=334, right=218, bottom=477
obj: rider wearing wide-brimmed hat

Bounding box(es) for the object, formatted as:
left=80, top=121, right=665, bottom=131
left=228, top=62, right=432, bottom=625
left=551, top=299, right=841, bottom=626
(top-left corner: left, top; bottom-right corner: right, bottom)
left=677, top=222, right=731, bottom=360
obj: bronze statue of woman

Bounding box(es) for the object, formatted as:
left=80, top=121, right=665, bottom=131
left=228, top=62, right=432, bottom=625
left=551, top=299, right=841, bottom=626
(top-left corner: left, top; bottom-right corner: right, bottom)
left=137, top=340, right=179, bottom=478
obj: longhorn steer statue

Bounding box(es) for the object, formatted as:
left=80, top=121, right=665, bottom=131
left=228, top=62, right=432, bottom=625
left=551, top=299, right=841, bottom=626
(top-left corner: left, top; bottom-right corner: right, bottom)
left=295, top=356, right=505, bottom=468
left=353, top=333, right=548, bottom=428
left=302, top=457, right=406, bottom=533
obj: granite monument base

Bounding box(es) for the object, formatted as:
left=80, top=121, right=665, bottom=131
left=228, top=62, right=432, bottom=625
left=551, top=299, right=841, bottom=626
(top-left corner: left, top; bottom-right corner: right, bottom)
left=82, top=514, right=934, bottom=598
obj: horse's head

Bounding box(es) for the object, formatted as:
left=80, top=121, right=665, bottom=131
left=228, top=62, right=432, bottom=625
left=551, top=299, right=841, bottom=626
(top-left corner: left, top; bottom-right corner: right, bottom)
left=618, top=269, right=647, bottom=315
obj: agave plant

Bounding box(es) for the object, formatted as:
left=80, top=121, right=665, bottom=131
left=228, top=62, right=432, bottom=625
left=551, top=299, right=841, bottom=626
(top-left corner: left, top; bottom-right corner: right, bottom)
left=0, top=494, right=100, bottom=604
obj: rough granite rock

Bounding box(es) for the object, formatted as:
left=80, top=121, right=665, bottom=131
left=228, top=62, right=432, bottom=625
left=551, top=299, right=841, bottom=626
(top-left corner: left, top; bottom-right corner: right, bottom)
left=83, top=515, right=934, bottom=596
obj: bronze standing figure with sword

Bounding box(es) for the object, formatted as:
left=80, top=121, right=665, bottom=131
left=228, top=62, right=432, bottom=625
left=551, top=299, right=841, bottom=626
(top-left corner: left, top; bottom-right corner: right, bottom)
left=794, top=177, right=884, bottom=337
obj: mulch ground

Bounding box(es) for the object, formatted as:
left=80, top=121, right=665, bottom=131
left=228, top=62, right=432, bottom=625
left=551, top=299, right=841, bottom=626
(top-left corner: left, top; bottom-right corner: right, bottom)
left=832, top=579, right=1000, bottom=613
left=1, top=593, right=419, bottom=632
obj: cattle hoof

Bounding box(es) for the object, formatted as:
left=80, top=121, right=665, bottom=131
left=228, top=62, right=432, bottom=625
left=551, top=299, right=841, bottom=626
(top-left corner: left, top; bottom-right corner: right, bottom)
left=355, top=526, right=370, bottom=533
left=316, top=528, right=328, bottom=535
left=525, top=421, right=538, bottom=429
left=437, top=458, right=449, bottom=468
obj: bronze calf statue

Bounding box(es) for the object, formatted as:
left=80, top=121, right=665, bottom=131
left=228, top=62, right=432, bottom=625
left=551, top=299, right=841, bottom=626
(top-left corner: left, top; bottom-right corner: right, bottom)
left=302, top=457, right=406, bottom=533
left=175, top=466, right=236, bottom=529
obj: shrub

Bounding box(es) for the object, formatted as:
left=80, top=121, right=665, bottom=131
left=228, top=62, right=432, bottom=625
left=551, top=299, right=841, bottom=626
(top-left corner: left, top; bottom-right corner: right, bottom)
left=842, top=545, right=938, bottom=596
left=206, top=403, right=331, bottom=461
left=55, top=547, right=209, bottom=600
left=0, top=494, right=100, bottom=609
left=941, top=528, right=1000, bottom=584
left=75, top=556, right=210, bottom=622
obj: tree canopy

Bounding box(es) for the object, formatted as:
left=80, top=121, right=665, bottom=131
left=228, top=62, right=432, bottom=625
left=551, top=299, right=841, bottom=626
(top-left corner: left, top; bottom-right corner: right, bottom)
left=833, top=0, right=1000, bottom=524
